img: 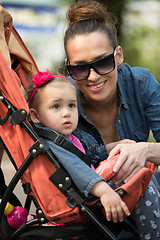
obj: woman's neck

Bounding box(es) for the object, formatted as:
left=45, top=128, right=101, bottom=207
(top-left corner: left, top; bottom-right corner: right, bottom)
left=84, top=90, right=119, bottom=114
left=83, top=91, right=119, bottom=144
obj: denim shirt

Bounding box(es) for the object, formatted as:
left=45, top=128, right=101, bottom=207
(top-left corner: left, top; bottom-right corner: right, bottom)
left=68, top=63, right=160, bottom=157
left=33, top=123, right=103, bottom=198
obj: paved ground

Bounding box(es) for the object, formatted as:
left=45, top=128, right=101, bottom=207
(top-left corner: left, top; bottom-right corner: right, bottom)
left=1, top=153, right=36, bottom=212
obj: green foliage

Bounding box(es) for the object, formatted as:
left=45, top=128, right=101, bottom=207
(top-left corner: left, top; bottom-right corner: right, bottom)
left=120, top=7, right=160, bottom=83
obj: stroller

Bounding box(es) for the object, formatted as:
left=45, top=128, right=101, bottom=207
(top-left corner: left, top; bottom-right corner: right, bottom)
left=0, top=5, right=152, bottom=240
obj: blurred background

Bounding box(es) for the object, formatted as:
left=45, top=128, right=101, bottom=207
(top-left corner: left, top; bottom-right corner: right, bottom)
left=0, top=0, right=160, bottom=82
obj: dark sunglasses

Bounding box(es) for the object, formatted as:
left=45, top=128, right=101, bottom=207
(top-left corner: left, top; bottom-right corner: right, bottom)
left=66, top=48, right=117, bottom=81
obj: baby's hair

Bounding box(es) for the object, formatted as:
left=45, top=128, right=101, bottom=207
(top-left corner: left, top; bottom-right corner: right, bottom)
left=64, top=0, right=118, bottom=53
left=27, top=72, right=76, bottom=110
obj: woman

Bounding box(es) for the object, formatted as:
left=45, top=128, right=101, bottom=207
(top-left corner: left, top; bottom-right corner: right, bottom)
left=64, top=0, right=160, bottom=185
left=63, top=1, right=160, bottom=239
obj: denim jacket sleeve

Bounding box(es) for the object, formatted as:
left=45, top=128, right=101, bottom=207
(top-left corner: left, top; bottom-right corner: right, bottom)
left=44, top=138, right=103, bottom=198
left=143, top=71, right=160, bottom=141
left=117, top=64, right=160, bottom=142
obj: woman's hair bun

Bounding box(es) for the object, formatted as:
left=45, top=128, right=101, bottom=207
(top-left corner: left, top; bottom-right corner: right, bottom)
left=67, top=0, right=116, bottom=26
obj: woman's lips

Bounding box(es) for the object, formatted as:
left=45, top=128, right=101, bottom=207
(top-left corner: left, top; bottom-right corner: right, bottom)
left=87, top=81, right=106, bottom=90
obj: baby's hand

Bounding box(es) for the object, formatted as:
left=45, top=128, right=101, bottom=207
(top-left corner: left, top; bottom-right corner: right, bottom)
left=100, top=190, right=130, bottom=222
left=90, top=181, right=130, bottom=223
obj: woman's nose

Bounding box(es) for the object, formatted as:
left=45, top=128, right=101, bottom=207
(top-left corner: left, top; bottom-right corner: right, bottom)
left=87, top=68, right=100, bottom=82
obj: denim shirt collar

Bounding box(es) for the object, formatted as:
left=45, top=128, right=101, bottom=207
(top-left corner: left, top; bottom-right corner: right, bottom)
left=117, top=65, right=129, bottom=110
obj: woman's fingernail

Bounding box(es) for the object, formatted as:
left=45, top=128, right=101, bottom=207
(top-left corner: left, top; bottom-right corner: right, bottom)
left=113, top=168, right=117, bottom=172
left=124, top=179, right=127, bottom=183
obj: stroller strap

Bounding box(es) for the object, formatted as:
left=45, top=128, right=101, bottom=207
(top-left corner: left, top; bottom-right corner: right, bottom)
left=33, top=125, right=92, bottom=167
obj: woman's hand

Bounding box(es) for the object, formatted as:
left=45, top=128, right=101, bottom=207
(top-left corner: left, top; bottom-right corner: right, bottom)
left=106, top=139, right=135, bottom=153
left=108, top=142, right=150, bottom=184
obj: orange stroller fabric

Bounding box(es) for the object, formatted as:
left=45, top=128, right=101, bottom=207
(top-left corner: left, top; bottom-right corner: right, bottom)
left=0, top=6, right=84, bottom=223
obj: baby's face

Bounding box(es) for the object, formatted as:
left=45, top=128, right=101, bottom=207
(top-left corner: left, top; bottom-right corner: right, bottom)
left=36, top=81, right=78, bottom=135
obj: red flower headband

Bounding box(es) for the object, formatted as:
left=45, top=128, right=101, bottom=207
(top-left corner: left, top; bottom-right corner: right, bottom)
left=29, top=71, right=69, bottom=107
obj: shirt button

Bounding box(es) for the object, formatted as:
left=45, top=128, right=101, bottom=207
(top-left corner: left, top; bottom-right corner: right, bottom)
left=84, top=115, right=87, bottom=119
left=118, top=120, right=121, bottom=123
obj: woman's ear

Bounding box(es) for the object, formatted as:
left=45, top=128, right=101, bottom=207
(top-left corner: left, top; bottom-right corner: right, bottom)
left=115, top=46, right=124, bottom=66
left=29, top=108, right=40, bottom=123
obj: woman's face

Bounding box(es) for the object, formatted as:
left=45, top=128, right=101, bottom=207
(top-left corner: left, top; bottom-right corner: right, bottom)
left=66, top=31, right=123, bottom=104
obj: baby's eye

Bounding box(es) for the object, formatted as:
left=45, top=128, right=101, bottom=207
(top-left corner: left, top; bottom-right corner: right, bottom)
left=53, top=104, right=60, bottom=109
left=69, top=103, right=75, bottom=108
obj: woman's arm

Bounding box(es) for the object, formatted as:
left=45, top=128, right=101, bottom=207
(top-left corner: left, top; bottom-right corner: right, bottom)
left=147, top=142, right=160, bottom=164
left=106, top=74, right=160, bottom=184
